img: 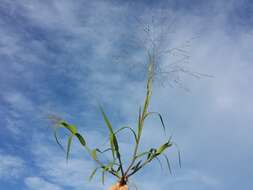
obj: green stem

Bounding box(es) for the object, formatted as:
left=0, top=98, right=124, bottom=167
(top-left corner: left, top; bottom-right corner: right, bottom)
left=125, top=55, right=155, bottom=177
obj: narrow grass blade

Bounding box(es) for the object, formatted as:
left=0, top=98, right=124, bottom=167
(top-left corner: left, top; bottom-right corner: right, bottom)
left=131, top=160, right=142, bottom=171
left=89, top=167, right=99, bottom=181
left=99, top=106, right=116, bottom=159
left=154, top=156, right=163, bottom=171
left=163, top=154, right=172, bottom=175
left=75, top=133, right=86, bottom=146
left=59, top=121, right=77, bottom=135
left=137, top=106, right=142, bottom=139
left=66, top=135, right=73, bottom=162
left=114, top=126, right=138, bottom=143
left=91, top=149, right=97, bottom=161
left=144, top=112, right=166, bottom=134
left=174, top=143, right=182, bottom=168
left=53, top=128, right=64, bottom=152
left=101, top=170, right=105, bottom=185
left=156, top=141, right=173, bottom=155
left=178, top=150, right=181, bottom=168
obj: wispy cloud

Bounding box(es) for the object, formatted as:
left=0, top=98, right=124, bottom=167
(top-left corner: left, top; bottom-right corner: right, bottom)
left=25, top=177, right=62, bottom=190
left=0, top=152, right=25, bottom=179
left=0, top=0, right=253, bottom=190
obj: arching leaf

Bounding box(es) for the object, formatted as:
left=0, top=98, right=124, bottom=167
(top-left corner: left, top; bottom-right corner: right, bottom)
left=144, top=112, right=166, bottom=134
left=154, top=156, right=163, bottom=171
left=99, top=106, right=116, bottom=159
left=156, top=140, right=173, bottom=155
left=163, top=154, right=172, bottom=175
left=66, top=135, right=73, bottom=162
left=114, top=126, right=138, bottom=143
left=91, top=149, right=97, bottom=161
left=75, top=133, right=86, bottom=146
left=89, top=167, right=100, bottom=181
left=53, top=127, right=64, bottom=152
left=59, top=121, right=77, bottom=135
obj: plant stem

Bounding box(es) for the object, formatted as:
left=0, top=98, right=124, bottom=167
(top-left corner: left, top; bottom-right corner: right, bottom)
left=125, top=54, right=155, bottom=177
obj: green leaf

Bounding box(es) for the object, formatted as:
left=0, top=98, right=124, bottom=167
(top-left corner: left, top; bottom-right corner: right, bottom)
left=96, top=148, right=112, bottom=154
left=112, top=134, right=119, bottom=152
left=144, top=112, right=166, bottom=134
left=163, top=154, right=172, bottom=175
left=174, top=143, right=182, bottom=168
left=154, top=156, right=163, bottom=171
left=99, top=106, right=116, bottom=159
left=101, top=169, right=105, bottom=185
left=89, top=167, right=99, bottom=181
left=135, top=151, right=150, bottom=159
left=91, top=149, right=97, bottom=161
left=116, top=165, right=121, bottom=172
left=178, top=149, right=182, bottom=168
left=99, top=106, right=114, bottom=134
left=137, top=106, right=142, bottom=139
left=66, top=135, right=73, bottom=162
left=156, top=141, right=173, bottom=155
left=59, top=121, right=77, bottom=135
left=114, top=126, right=138, bottom=143
left=53, top=127, right=64, bottom=152
left=147, top=148, right=156, bottom=160
left=75, top=133, right=86, bottom=146
left=131, top=160, right=142, bottom=171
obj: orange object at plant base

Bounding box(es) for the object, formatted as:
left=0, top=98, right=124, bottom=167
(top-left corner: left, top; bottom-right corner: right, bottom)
left=108, top=183, right=128, bottom=190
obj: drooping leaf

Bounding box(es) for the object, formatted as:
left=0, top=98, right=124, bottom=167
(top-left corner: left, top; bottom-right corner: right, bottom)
left=156, top=141, right=173, bottom=155
left=59, top=121, right=77, bottom=135
left=163, top=154, right=172, bottom=175
left=147, top=148, right=156, bottom=160
left=66, top=135, right=73, bottom=162
left=135, top=151, right=150, bottom=159
left=178, top=149, right=182, bottom=168
left=53, top=127, right=64, bottom=152
left=89, top=167, right=99, bottom=181
left=154, top=156, right=163, bottom=171
left=131, top=160, right=142, bottom=171
left=96, top=148, right=112, bottom=154
left=101, top=169, right=105, bottom=185
left=114, top=126, right=138, bottom=143
left=144, top=112, right=166, bottom=134
left=174, top=143, right=182, bottom=168
left=99, top=106, right=116, bottom=159
left=75, top=133, right=86, bottom=146
left=91, top=149, right=97, bottom=161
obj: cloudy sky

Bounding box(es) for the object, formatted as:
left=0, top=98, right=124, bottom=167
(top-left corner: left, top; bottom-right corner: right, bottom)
left=1, top=0, right=253, bottom=190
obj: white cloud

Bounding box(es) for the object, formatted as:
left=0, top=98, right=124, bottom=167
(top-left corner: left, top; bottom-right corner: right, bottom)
left=3, top=91, right=34, bottom=112
left=0, top=153, right=25, bottom=179
left=1, top=0, right=253, bottom=190
left=25, top=177, right=62, bottom=190
left=29, top=132, right=114, bottom=190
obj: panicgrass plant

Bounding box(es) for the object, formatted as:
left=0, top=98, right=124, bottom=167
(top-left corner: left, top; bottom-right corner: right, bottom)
left=48, top=14, right=209, bottom=190
left=49, top=49, right=181, bottom=190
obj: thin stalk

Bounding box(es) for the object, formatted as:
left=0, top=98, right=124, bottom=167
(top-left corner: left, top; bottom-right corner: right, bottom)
left=117, top=153, right=125, bottom=177
left=125, top=54, right=155, bottom=176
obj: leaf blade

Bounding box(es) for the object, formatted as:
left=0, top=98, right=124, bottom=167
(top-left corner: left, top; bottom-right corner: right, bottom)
left=66, top=135, right=73, bottom=162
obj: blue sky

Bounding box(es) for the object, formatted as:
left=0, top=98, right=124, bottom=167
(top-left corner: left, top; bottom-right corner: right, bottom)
left=1, top=0, right=253, bottom=190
